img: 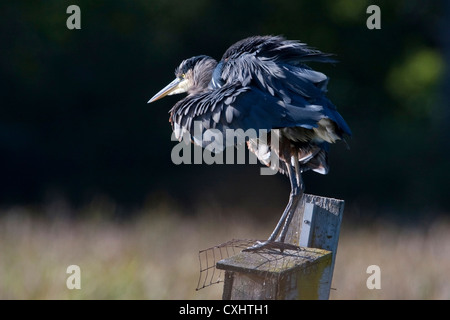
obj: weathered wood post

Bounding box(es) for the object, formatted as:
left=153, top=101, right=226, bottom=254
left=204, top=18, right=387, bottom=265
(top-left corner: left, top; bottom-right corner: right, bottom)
left=216, top=194, right=344, bottom=300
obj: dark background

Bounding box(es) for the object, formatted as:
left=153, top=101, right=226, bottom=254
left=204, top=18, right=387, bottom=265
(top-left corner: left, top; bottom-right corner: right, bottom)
left=0, top=0, right=448, bottom=219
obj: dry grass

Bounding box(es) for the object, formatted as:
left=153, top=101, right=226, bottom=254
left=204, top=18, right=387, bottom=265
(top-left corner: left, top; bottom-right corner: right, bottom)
left=333, top=218, right=450, bottom=299
left=0, top=203, right=449, bottom=299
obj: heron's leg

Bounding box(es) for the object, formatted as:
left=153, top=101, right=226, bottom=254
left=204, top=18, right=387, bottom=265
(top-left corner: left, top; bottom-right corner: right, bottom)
left=277, top=171, right=304, bottom=243
left=266, top=164, right=298, bottom=242
left=244, top=165, right=299, bottom=252
left=277, top=151, right=304, bottom=243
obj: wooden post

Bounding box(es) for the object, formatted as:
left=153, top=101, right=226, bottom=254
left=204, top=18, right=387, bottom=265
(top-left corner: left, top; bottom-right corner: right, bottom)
left=216, top=193, right=345, bottom=300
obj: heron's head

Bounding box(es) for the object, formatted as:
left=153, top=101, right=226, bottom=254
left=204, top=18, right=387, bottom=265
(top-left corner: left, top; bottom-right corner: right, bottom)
left=148, top=55, right=217, bottom=103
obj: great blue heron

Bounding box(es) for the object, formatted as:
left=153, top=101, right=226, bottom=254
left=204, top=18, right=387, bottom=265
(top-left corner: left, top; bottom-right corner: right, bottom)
left=148, top=36, right=351, bottom=251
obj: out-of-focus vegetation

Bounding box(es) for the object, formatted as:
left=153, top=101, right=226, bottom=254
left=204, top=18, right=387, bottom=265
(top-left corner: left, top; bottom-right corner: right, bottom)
left=0, top=204, right=449, bottom=299
left=0, top=0, right=448, bottom=215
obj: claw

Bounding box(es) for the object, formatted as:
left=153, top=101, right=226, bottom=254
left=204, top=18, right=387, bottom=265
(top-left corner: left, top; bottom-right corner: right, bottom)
left=243, top=240, right=299, bottom=253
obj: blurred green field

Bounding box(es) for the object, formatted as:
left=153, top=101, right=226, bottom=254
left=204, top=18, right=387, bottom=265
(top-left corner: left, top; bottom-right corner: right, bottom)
left=0, top=202, right=449, bottom=299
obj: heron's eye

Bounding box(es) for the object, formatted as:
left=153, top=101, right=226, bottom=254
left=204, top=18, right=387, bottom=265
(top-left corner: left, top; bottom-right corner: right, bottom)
left=181, top=73, right=186, bottom=78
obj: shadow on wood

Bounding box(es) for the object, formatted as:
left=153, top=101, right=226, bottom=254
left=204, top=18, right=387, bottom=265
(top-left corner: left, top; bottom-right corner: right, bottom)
left=216, top=194, right=345, bottom=300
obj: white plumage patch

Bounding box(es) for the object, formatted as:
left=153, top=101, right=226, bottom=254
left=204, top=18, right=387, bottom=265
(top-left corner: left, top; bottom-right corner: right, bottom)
left=312, top=118, right=341, bottom=143
left=168, top=78, right=190, bottom=95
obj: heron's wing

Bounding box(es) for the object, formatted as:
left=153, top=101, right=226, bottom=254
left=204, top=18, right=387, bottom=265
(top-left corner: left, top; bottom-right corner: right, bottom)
left=169, top=82, right=326, bottom=152
left=221, top=36, right=336, bottom=67
left=215, top=36, right=351, bottom=137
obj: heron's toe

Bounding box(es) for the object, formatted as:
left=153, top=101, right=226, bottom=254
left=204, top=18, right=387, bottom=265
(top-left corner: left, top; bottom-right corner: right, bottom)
left=243, top=241, right=299, bottom=252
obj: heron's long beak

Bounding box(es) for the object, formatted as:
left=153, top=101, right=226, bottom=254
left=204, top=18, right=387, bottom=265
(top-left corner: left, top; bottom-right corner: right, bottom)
left=148, top=78, right=186, bottom=103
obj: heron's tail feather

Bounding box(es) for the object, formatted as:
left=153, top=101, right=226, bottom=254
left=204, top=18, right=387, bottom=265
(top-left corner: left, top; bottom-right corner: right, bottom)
left=305, top=149, right=329, bottom=175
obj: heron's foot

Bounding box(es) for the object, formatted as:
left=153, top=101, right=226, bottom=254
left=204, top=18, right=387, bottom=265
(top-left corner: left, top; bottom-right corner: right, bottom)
left=243, top=240, right=299, bottom=253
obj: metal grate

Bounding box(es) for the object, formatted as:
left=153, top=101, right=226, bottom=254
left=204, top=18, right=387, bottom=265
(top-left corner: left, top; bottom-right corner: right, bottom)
left=196, top=239, right=259, bottom=291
